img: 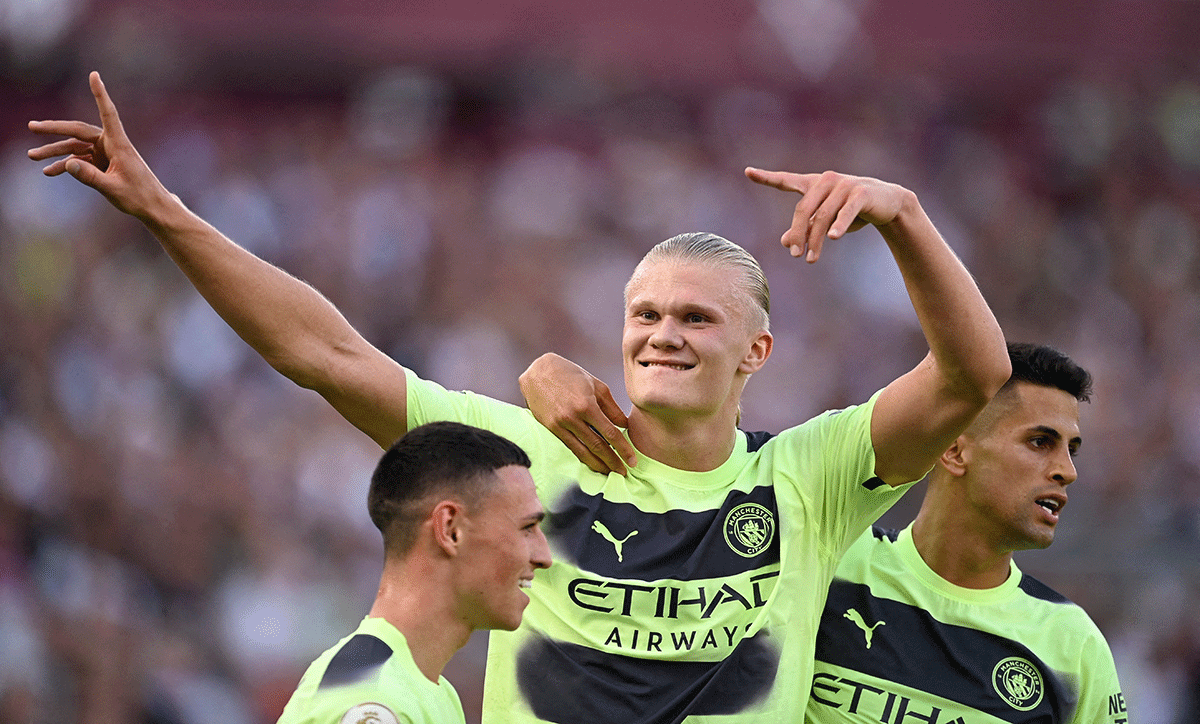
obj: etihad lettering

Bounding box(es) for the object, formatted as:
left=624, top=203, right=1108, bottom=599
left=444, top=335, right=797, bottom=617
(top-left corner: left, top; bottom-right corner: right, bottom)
left=811, top=672, right=967, bottom=724
left=603, top=622, right=754, bottom=652
left=567, top=571, right=779, bottom=620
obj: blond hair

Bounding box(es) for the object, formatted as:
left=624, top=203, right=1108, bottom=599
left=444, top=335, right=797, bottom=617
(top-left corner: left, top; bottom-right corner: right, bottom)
left=627, top=232, right=770, bottom=332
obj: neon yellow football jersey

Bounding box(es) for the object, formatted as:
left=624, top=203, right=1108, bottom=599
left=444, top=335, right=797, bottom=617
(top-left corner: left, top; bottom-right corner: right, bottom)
left=407, top=371, right=916, bottom=724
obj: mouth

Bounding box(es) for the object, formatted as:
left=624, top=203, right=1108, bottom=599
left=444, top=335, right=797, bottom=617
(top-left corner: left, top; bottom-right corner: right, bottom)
left=1035, top=495, right=1066, bottom=519
left=518, top=578, right=533, bottom=589
left=640, top=361, right=694, bottom=371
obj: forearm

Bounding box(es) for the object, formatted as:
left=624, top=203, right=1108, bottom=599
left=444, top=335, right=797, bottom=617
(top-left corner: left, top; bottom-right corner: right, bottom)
left=138, top=191, right=364, bottom=391
left=29, top=71, right=409, bottom=447
left=879, top=192, right=1009, bottom=403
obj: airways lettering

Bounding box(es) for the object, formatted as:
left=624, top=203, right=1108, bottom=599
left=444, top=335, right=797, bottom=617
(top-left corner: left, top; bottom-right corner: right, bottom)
left=603, top=623, right=753, bottom=652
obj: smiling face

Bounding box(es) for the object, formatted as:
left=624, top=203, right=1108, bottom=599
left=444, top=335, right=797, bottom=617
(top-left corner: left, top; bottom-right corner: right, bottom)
left=454, top=465, right=551, bottom=631
left=622, top=258, right=771, bottom=423
left=957, top=382, right=1082, bottom=552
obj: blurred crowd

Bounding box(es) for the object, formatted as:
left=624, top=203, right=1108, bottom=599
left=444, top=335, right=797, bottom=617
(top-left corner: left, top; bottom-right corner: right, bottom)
left=2, top=52, right=1199, bottom=723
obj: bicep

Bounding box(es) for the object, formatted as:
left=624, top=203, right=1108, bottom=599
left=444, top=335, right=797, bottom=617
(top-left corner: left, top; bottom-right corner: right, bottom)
left=870, top=352, right=988, bottom=486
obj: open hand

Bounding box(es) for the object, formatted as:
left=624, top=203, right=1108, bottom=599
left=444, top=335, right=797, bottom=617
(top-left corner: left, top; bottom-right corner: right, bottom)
left=28, top=71, right=168, bottom=220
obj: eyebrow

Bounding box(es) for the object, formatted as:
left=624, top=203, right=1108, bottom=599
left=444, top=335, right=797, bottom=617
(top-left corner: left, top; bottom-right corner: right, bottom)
left=1031, top=425, right=1083, bottom=450
left=628, top=297, right=725, bottom=317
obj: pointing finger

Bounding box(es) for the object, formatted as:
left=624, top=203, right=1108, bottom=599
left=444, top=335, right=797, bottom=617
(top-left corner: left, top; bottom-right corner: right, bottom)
left=89, top=71, right=129, bottom=142
left=745, top=167, right=817, bottom=195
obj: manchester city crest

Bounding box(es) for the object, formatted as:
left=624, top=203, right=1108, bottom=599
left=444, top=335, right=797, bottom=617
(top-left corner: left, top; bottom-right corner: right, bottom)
left=992, top=657, right=1044, bottom=711
left=723, top=502, right=775, bottom=557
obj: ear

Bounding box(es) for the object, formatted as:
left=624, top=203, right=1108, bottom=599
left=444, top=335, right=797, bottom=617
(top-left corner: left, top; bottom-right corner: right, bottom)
left=738, top=330, right=773, bottom=375
left=431, top=500, right=466, bottom=556
left=939, top=436, right=970, bottom=477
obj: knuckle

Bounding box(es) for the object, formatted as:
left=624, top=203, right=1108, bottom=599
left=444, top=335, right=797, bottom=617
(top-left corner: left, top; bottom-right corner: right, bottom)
left=565, top=398, right=592, bottom=416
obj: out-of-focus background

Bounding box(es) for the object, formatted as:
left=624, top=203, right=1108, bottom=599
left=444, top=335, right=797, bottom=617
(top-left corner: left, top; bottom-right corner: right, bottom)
left=1, top=0, right=1198, bottom=721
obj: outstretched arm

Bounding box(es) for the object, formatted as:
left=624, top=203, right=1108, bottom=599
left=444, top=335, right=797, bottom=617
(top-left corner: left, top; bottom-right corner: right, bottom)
left=29, top=72, right=409, bottom=449
left=520, top=354, right=636, bottom=475
left=746, top=168, right=1010, bottom=486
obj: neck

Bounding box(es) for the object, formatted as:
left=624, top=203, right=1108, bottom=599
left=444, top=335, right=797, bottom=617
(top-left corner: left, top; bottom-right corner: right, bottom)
left=368, top=558, right=472, bottom=682
left=626, top=407, right=738, bottom=472
left=910, top=497, right=1014, bottom=590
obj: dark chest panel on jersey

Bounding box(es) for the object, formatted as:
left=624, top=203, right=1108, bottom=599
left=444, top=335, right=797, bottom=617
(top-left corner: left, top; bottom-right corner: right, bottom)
left=516, top=632, right=778, bottom=724
left=545, top=483, right=780, bottom=582
left=815, top=580, right=1075, bottom=723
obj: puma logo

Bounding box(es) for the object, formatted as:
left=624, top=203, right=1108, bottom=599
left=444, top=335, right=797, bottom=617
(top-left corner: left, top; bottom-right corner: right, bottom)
left=591, top=521, right=638, bottom=563
left=844, top=608, right=885, bottom=649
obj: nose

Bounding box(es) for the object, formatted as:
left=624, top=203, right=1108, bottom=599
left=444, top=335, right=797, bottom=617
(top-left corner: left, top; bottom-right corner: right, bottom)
left=531, top=526, right=553, bottom=570
left=1051, top=451, right=1078, bottom=486
left=648, top=316, right=684, bottom=350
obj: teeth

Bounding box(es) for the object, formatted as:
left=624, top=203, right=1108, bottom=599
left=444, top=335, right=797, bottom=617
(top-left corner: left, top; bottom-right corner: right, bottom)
left=1037, top=500, right=1059, bottom=513
left=644, top=362, right=690, bottom=370
left=518, top=580, right=532, bottom=589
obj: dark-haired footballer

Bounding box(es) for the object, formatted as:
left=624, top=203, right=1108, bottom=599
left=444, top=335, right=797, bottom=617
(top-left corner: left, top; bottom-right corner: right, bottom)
left=808, top=344, right=1125, bottom=724
left=277, top=422, right=551, bottom=724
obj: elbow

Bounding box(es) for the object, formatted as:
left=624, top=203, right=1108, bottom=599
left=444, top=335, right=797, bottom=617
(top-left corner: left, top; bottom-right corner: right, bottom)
left=984, top=350, right=1013, bottom=400
left=962, top=351, right=1012, bottom=412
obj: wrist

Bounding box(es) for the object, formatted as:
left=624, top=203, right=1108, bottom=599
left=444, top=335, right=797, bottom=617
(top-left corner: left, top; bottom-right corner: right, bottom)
left=876, top=188, right=926, bottom=241
left=138, top=187, right=194, bottom=235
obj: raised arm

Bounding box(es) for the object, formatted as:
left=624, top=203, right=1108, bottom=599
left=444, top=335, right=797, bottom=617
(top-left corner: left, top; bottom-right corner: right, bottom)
left=29, top=72, right=409, bottom=449
left=746, top=168, right=1010, bottom=486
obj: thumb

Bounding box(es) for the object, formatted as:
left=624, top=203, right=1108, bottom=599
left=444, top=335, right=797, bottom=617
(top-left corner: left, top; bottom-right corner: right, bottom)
left=65, top=158, right=105, bottom=190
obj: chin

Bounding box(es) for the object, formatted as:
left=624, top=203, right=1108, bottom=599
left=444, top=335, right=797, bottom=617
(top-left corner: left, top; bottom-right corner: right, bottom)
left=499, top=598, right=530, bottom=631
left=1025, top=531, right=1055, bottom=550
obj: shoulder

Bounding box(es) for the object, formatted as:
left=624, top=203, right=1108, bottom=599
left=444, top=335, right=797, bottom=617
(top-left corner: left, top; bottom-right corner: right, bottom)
left=319, top=633, right=395, bottom=688
left=1015, top=571, right=1112, bottom=644
left=763, top=395, right=877, bottom=454
left=838, top=525, right=899, bottom=563
left=403, top=370, right=567, bottom=462
left=1016, top=572, right=1071, bottom=604
left=280, top=630, right=461, bottom=724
